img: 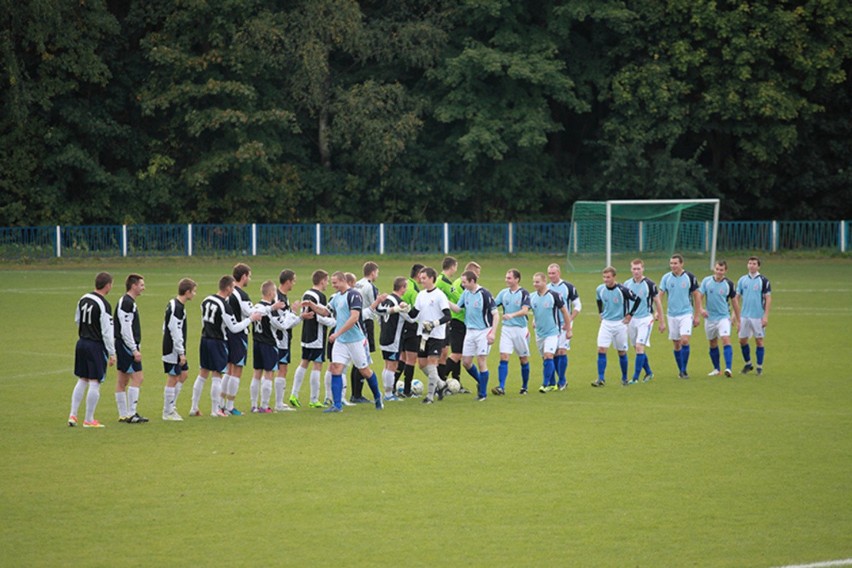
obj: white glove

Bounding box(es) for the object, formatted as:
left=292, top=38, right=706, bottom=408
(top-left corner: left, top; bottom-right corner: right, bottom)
left=422, top=320, right=439, bottom=333
left=390, top=302, right=410, bottom=314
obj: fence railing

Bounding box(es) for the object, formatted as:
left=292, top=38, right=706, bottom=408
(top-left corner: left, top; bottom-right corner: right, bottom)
left=0, top=221, right=848, bottom=259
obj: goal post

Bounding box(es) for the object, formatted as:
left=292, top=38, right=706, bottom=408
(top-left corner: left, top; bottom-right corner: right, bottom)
left=567, top=199, right=720, bottom=273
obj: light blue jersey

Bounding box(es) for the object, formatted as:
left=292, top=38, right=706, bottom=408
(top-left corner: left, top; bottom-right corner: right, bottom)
left=699, top=276, right=736, bottom=321
left=457, top=286, right=497, bottom=331
left=624, top=277, right=658, bottom=319
left=494, top=287, right=531, bottom=328
left=530, top=290, right=565, bottom=338
left=547, top=280, right=580, bottom=325
left=596, top=284, right=639, bottom=321
left=660, top=271, right=699, bottom=317
left=331, top=288, right=365, bottom=344
left=736, top=273, right=771, bottom=318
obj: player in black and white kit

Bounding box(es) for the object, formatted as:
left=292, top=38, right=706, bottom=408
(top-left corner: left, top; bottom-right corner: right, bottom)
left=189, top=275, right=261, bottom=417
left=252, top=280, right=302, bottom=412
left=374, top=276, right=412, bottom=400
left=223, top=263, right=253, bottom=416
left=69, top=272, right=116, bottom=428
left=290, top=269, right=335, bottom=408
left=161, top=278, right=197, bottom=421
left=115, top=273, right=148, bottom=423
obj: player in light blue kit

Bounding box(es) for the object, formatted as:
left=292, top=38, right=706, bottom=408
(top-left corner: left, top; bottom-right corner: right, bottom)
left=493, top=269, right=532, bottom=395
left=546, top=263, right=581, bottom=390
left=736, top=256, right=772, bottom=376
left=659, top=254, right=701, bottom=379
left=624, top=259, right=664, bottom=384
left=698, top=260, right=740, bottom=377
left=450, top=271, right=498, bottom=401
left=530, top=272, right=571, bottom=393
left=593, top=267, right=640, bottom=387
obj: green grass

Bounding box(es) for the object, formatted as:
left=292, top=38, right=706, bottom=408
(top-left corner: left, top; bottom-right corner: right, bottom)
left=1, top=255, right=850, bottom=567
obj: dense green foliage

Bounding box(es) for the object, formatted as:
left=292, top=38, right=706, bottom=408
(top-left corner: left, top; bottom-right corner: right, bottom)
left=2, top=0, right=850, bottom=225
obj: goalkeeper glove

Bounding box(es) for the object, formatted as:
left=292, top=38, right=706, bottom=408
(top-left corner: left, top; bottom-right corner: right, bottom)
left=422, top=320, right=439, bottom=333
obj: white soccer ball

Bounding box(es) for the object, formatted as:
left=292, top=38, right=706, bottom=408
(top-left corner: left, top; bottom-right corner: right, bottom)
left=411, top=379, right=424, bottom=396
left=446, top=378, right=460, bottom=394
left=396, top=380, right=405, bottom=396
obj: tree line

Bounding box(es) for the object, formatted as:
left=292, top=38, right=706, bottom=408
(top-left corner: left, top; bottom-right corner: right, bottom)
left=2, top=0, right=850, bottom=226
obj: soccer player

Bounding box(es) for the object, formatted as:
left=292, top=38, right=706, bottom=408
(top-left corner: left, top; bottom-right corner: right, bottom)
left=252, top=280, right=301, bottom=413
left=324, top=271, right=384, bottom=412
left=161, top=277, right=197, bottom=421
left=407, top=267, right=452, bottom=404
left=624, top=259, right=665, bottom=383
left=69, top=272, right=116, bottom=428
left=351, top=261, right=380, bottom=403
left=529, top=272, right=571, bottom=394
left=189, top=276, right=261, bottom=417
left=546, top=263, right=581, bottom=390
left=222, top=263, right=254, bottom=416
left=493, top=269, right=532, bottom=395
left=289, top=269, right=335, bottom=409
left=397, top=263, right=424, bottom=397
left=736, top=256, right=772, bottom=375
left=447, top=261, right=481, bottom=394
left=435, top=256, right=458, bottom=382
left=374, top=277, right=412, bottom=401
left=659, top=254, right=701, bottom=378
left=268, top=269, right=303, bottom=411
left=593, top=267, right=640, bottom=387
left=698, top=261, right=740, bottom=377
left=448, top=270, right=498, bottom=401
left=115, top=273, right=148, bottom=423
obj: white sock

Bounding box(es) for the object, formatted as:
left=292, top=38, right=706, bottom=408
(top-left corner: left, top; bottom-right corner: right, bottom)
left=324, top=371, right=332, bottom=401
left=227, top=376, right=240, bottom=410
left=426, top=365, right=439, bottom=398
left=250, top=377, right=261, bottom=408
left=211, top=377, right=222, bottom=413
left=115, top=391, right=128, bottom=418
left=85, top=381, right=101, bottom=422
left=261, top=379, right=273, bottom=408
left=191, top=376, right=205, bottom=412
left=127, top=386, right=140, bottom=415
left=382, top=370, right=395, bottom=395
left=309, top=370, right=320, bottom=403
left=164, top=386, right=174, bottom=415
left=71, top=379, right=87, bottom=416
left=274, top=377, right=286, bottom=407
left=291, top=366, right=306, bottom=398
left=221, top=374, right=231, bottom=408
left=174, top=382, right=183, bottom=413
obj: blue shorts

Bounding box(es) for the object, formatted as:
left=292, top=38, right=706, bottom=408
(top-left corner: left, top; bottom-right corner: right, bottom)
left=227, top=332, right=248, bottom=366
left=74, top=338, right=108, bottom=382
left=253, top=341, right=279, bottom=372
left=163, top=361, right=189, bottom=376
left=116, top=342, right=142, bottom=374
left=200, top=338, right=228, bottom=373
left=301, top=347, right=325, bottom=363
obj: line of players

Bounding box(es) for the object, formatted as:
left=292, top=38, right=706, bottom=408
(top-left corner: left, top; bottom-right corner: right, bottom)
left=68, top=255, right=770, bottom=427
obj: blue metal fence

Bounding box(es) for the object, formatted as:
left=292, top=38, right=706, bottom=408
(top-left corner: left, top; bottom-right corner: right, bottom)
left=0, top=220, right=847, bottom=259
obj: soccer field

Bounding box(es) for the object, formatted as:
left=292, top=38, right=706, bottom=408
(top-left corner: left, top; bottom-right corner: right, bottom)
left=0, top=254, right=850, bottom=567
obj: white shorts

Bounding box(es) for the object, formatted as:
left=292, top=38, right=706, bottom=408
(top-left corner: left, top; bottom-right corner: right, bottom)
left=667, top=314, right=694, bottom=340
left=499, top=326, right=530, bottom=357
left=462, top=328, right=492, bottom=357
left=704, top=318, right=731, bottom=340
left=535, top=334, right=559, bottom=357
left=628, top=315, right=653, bottom=347
left=597, top=319, right=628, bottom=351
left=556, top=331, right=571, bottom=351
left=331, top=339, right=370, bottom=370
left=738, top=317, right=766, bottom=340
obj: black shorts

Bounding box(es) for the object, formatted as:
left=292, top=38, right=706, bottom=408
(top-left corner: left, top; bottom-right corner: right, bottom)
left=302, top=347, right=326, bottom=363
left=381, top=350, right=401, bottom=362
left=449, top=320, right=466, bottom=354
left=253, top=341, right=279, bottom=372
left=74, top=338, right=108, bottom=382
left=200, top=338, right=228, bottom=373
left=418, top=337, right=444, bottom=359
left=277, top=348, right=291, bottom=366
left=363, top=319, right=376, bottom=352
left=227, top=331, right=248, bottom=366
left=402, top=332, right=421, bottom=354
left=116, top=342, right=142, bottom=374
left=163, top=360, right=189, bottom=376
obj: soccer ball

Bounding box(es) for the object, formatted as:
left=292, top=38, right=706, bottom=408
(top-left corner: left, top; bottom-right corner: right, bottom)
left=396, top=380, right=405, bottom=396
left=446, top=378, right=461, bottom=394
left=411, top=379, right=424, bottom=396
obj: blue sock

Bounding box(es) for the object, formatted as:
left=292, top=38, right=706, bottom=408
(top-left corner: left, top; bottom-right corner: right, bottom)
left=521, top=362, right=530, bottom=390
left=556, top=354, right=568, bottom=387
left=597, top=353, right=607, bottom=381
left=681, top=344, right=690, bottom=373
left=498, top=360, right=508, bottom=389
left=756, top=346, right=765, bottom=366
left=331, top=375, right=343, bottom=409
left=673, top=350, right=682, bottom=372
left=366, top=372, right=380, bottom=399
left=619, top=353, right=628, bottom=382
left=741, top=344, right=751, bottom=364
left=466, top=364, right=481, bottom=383
left=543, top=359, right=555, bottom=387
left=643, top=354, right=652, bottom=375
left=633, top=353, right=646, bottom=380
left=479, top=371, right=489, bottom=398
left=723, top=345, right=733, bottom=369
left=709, top=347, right=720, bottom=370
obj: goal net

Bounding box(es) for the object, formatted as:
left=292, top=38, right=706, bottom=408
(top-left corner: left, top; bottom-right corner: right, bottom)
left=566, top=199, right=720, bottom=273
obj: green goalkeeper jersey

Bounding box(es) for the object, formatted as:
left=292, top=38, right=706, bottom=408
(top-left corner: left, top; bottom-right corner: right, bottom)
left=448, top=276, right=465, bottom=322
